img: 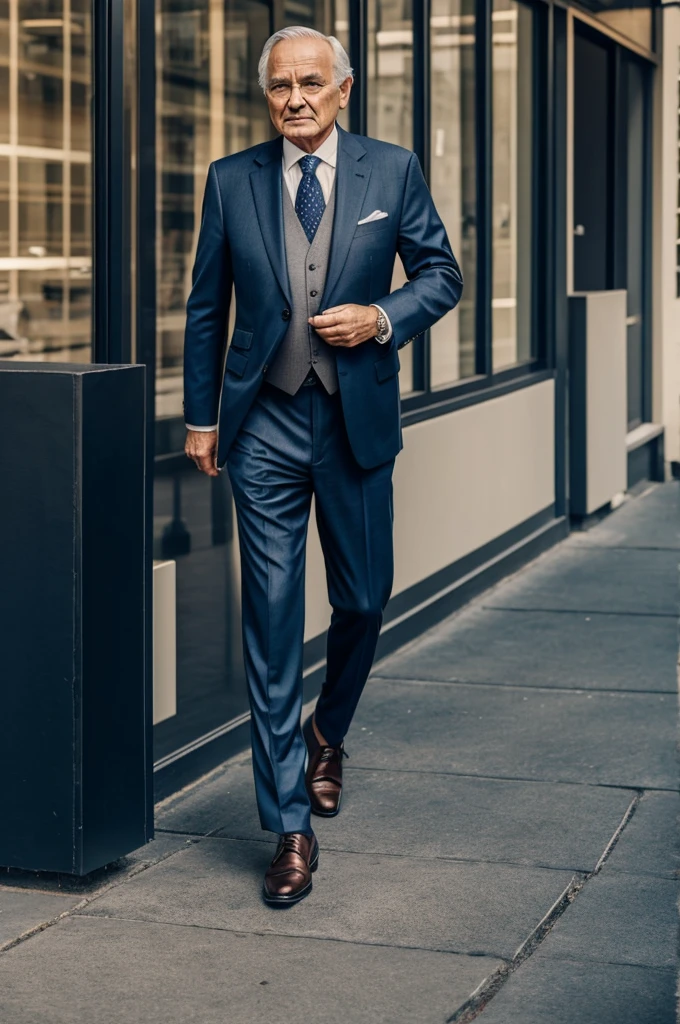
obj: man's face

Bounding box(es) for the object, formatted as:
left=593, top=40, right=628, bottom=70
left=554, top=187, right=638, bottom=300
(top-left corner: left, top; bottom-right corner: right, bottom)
left=265, top=37, right=352, bottom=151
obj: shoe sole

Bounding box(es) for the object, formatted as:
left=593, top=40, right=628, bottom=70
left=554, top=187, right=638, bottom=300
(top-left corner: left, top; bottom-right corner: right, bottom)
left=262, top=851, right=319, bottom=907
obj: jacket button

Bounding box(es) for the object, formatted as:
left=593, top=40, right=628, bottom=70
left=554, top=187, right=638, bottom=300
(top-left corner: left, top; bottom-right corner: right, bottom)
left=282, top=308, right=291, bottom=321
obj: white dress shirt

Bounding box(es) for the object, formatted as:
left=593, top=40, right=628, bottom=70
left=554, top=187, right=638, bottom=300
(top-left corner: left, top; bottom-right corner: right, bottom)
left=187, top=126, right=392, bottom=431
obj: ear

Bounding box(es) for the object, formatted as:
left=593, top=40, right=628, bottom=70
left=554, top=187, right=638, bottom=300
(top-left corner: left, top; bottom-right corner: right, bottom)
left=338, top=76, right=352, bottom=109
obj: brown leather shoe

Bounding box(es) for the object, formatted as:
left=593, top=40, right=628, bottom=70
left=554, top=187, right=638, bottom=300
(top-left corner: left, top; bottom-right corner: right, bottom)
left=262, top=832, right=319, bottom=906
left=303, top=715, right=347, bottom=817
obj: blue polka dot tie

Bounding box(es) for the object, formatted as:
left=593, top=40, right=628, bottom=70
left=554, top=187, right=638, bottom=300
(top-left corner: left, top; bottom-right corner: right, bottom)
left=295, top=155, right=325, bottom=243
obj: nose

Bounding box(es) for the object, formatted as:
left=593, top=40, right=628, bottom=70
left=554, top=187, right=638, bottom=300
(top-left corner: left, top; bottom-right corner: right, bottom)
left=287, top=84, right=305, bottom=111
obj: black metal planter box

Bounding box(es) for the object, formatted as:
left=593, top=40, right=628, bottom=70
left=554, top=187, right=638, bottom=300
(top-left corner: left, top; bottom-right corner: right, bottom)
left=0, top=362, right=152, bottom=875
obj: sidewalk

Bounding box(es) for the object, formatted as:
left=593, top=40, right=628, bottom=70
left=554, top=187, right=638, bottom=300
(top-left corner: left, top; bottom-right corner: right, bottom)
left=1, top=483, right=678, bottom=1024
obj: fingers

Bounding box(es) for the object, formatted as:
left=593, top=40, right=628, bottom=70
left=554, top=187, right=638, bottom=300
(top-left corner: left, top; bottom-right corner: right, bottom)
left=185, top=430, right=219, bottom=477
left=309, top=308, right=349, bottom=330
left=196, top=454, right=219, bottom=477
left=310, top=305, right=361, bottom=345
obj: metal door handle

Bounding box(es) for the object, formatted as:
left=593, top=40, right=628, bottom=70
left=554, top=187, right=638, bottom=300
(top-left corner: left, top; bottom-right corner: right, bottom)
left=573, top=224, right=585, bottom=236
left=626, top=314, right=641, bottom=327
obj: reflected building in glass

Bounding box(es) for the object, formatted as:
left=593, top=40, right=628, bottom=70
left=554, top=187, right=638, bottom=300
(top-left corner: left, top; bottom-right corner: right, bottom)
left=0, top=0, right=92, bottom=363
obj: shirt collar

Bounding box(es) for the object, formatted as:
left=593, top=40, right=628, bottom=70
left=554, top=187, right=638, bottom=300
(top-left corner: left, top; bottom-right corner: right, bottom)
left=282, top=124, right=338, bottom=173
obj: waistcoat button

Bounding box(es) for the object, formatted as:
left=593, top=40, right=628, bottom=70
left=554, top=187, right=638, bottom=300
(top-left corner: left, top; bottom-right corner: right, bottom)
left=310, top=290, right=318, bottom=297
left=309, top=264, right=316, bottom=271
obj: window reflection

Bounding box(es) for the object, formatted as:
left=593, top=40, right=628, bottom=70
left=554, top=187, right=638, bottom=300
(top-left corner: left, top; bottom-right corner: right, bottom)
left=492, top=0, right=533, bottom=370
left=156, top=0, right=272, bottom=420
left=0, top=0, right=92, bottom=362
left=429, top=0, right=476, bottom=387
left=367, top=0, right=414, bottom=393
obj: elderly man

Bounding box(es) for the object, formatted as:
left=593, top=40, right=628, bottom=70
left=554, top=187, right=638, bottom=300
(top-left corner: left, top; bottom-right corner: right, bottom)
left=183, top=26, right=462, bottom=905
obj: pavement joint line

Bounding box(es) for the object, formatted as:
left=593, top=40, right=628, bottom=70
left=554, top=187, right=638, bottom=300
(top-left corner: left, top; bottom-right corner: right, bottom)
left=590, top=792, right=642, bottom=875
left=369, top=674, right=676, bottom=696
left=159, top=831, right=606, bottom=874
left=0, top=838, right=203, bottom=957
left=69, top=910, right=513, bottom=961
left=343, top=764, right=678, bottom=793
left=159, top=766, right=648, bottom=794
left=481, top=606, right=678, bottom=619
left=444, top=793, right=643, bottom=1023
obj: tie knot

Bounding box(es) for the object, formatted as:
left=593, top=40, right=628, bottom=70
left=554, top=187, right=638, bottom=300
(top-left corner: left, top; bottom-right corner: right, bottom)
left=300, top=154, right=321, bottom=176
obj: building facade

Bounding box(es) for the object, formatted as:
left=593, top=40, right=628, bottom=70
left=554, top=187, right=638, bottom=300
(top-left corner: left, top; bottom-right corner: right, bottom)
left=0, top=0, right=676, bottom=793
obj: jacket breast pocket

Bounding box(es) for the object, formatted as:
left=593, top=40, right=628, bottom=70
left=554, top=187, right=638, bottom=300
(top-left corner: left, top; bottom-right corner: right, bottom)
left=229, top=328, right=253, bottom=351
left=354, top=220, right=391, bottom=239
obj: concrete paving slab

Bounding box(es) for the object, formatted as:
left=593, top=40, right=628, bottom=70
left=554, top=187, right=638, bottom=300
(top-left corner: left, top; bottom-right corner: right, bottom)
left=80, top=836, right=576, bottom=959
left=571, top=483, right=680, bottom=551
left=477, top=957, right=676, bottom=1024
left=349, top=679, right=678, bottom=789
left=0, top=888, right=80, bottom=946
left=484, top=547, right=678, bottom=616
left=535, top=869, right=678, bottom=970
left=0, top=915, right=501, bottom=1024
left=212, top=770, right=632, bottom=873
left=604, top=791, right=680, bottom=879
left=374, top=606, right=677, bottom=692
left=155, top=756, right=255, bottom=836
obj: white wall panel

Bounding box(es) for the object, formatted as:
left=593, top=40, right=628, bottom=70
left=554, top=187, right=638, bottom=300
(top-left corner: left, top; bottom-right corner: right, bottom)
left=304, top=379, right=555, bottom=640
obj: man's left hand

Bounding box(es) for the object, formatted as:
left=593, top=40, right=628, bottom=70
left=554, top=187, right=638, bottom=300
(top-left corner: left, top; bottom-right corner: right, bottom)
left=309, top=304, right=379, bottom=347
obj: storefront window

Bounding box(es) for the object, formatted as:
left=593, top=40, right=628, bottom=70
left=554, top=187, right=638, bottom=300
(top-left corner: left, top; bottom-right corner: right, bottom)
left=367, top=0, right=414, bottom=394
left=0, top=0, right=92, bottom=363
left=429, top=0, right=476, bottom=387
left=492, top=0, right=533, bottom=370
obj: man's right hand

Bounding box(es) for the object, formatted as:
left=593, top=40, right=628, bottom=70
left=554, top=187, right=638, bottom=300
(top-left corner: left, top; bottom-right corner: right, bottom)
left=185, top=429, right=219, bottom=477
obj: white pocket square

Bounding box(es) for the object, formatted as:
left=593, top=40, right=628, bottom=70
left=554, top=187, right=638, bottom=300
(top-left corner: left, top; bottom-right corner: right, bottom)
left=357, top=210, right=388, bottom=225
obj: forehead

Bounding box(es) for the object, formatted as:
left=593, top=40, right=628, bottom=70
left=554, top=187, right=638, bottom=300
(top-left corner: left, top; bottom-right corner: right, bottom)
left=268, top=37, right=334, bottom=79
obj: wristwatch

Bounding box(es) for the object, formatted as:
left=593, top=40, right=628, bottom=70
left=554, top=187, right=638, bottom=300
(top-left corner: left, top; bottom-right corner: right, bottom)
left=373, top=306, right=389, bottom=342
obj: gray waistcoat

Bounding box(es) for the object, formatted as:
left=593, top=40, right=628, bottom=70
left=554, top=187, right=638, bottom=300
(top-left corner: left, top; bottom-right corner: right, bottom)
left=265, top=181, right=338, bottom=395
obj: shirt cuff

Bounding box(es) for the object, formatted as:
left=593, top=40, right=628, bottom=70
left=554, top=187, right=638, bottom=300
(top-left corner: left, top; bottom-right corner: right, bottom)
left=370, top=304, right=393, bottom=344
left=186, top=423, right=218, bottom=431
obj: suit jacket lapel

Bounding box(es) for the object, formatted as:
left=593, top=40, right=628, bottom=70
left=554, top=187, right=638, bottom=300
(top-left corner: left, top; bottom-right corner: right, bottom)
left=321, top=128, right=370, bottom=310
left=249, top=137, right=292, bottom=305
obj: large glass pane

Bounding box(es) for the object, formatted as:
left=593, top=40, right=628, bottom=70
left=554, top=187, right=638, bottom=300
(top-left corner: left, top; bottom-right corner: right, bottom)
left=429, top=0, right=476, bottom=387
left=367, top=0, right=414, bottom=393
left=492, top=0, right=533, bottom=370
left=154, top=0, right=274, bottom=759
left=0, top=0, right=92, bottom=363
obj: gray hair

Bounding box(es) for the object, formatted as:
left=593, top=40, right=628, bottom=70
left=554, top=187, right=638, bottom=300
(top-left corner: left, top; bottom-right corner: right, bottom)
left=257, top=27, right=354, bottom=92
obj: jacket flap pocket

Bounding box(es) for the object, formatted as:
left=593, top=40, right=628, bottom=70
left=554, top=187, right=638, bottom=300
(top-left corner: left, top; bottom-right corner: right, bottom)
left=230, top=328, right=253, bottom=350
left=225, top=347, right=248, bottom=378
left=375, top=350, right=399, bottom=383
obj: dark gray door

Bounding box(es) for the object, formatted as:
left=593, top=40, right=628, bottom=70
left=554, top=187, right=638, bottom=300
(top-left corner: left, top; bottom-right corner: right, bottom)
left=572, top=27, right=651, bottom=431
left=573, top=30, right=611, bottom=293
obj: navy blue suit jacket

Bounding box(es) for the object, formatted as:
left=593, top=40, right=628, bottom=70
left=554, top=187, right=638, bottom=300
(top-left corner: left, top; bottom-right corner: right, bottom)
left=183, top=125, right=463, bottom=470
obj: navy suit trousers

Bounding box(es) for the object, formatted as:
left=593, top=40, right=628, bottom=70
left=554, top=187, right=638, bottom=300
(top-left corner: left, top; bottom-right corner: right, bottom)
left=226, top=380, right=395, bottom=835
